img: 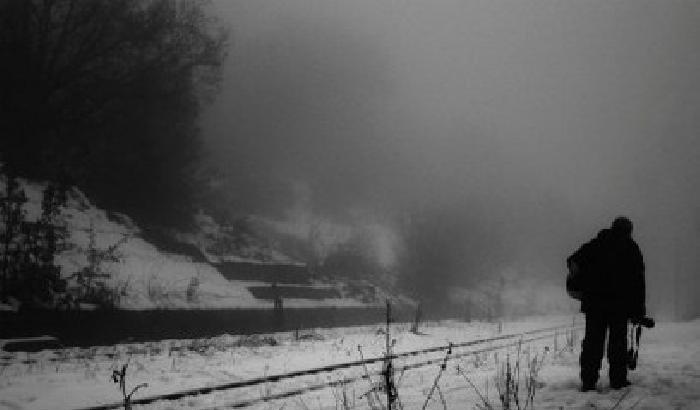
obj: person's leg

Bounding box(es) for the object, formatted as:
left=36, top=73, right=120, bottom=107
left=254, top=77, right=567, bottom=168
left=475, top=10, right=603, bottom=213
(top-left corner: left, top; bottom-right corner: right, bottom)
left=580, top=311, right=606, bottom=390
left=608, top=314, right=629, bottom=388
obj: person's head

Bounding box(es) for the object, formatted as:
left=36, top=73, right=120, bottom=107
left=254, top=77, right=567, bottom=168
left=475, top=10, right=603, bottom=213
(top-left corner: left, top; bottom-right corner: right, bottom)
left=611, top=216, right=633, bottom=236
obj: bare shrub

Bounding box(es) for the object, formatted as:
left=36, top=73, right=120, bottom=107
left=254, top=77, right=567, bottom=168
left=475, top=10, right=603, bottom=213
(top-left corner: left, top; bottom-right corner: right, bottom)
left=69, top=222, right=129, bottom=308
left=111, top=363, right=148, bottom=410
left=186, top=276, right=200, bottom=303
left=459, top=340, right=548, bottom=410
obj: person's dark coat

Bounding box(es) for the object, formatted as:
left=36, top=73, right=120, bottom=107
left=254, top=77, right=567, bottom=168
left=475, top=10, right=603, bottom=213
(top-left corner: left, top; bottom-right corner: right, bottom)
left=567, top=228, right=645, bottom=318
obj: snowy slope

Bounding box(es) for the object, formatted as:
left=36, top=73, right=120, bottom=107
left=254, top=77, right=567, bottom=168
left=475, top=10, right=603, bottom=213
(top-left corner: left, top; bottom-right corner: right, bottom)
left=2, top=178, right=392, bottom=310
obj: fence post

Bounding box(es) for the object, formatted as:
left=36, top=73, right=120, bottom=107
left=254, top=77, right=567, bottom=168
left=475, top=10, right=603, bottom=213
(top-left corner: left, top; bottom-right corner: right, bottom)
left=272, top=282, right=284, bottom=329
left=384, top=299, right=397, bottom=410
left=411, top=302, right=422, bottom=333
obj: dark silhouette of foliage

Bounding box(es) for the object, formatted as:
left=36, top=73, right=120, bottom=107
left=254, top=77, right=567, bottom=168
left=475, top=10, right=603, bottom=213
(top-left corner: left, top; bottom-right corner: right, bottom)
left=0, top=173, right=27, bottom=302
left=0, top=173, right=68, bottom=307
left=68, top=222, right=129, bottom=308
left=0, top=0, right=227, bottom=228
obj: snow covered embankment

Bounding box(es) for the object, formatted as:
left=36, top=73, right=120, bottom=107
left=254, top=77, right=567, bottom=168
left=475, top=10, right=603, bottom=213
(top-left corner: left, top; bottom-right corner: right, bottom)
left=6, top=178, right=382, bottom=310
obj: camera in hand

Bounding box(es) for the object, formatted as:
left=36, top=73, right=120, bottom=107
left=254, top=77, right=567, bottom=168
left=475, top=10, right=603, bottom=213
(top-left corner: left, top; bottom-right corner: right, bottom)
left=633, top=316, right=655, bottom=328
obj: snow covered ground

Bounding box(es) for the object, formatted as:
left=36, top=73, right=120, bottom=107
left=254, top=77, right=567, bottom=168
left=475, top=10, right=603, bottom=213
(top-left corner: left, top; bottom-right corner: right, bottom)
left=1, top=315, right=698, bottom=410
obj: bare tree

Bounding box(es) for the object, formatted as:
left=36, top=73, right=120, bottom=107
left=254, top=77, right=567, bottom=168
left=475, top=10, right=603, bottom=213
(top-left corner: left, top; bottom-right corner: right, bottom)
left=0, top=0, right=227, bottom=227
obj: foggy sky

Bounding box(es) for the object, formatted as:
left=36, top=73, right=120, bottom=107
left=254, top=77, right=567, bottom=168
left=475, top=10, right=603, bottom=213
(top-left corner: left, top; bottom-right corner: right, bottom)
left=201, top=0, right=700, bottom=318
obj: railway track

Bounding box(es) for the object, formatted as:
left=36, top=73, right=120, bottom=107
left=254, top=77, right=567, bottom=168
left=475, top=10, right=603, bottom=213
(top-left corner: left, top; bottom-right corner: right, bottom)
left=73, top=322, right=583, bottom=410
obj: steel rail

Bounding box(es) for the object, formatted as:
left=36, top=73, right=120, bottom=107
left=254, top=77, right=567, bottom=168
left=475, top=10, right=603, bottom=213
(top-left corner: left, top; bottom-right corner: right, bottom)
left=206, top=327, right=582, bottom=409
left=73, top=322, right=581, bottom=410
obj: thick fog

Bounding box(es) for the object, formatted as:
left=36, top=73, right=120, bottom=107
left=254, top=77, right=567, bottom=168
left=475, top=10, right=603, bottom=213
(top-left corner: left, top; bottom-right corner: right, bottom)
left=201, top=0, right=700, bottom=318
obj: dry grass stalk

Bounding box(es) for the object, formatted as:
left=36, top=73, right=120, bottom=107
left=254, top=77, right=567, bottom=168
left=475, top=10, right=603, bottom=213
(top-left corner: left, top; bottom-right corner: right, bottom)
left=111, top=362, right=148, bottom=410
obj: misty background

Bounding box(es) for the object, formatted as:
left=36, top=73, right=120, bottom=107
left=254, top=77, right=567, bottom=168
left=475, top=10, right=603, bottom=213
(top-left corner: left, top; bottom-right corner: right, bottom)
left=200, top=0, right=699, bottom=319
left=1, top=0, right=697, bottom=319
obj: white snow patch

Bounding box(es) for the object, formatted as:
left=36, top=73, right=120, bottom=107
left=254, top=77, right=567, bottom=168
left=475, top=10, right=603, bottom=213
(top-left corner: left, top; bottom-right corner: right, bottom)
left=1, top=316, right=697, bottom=410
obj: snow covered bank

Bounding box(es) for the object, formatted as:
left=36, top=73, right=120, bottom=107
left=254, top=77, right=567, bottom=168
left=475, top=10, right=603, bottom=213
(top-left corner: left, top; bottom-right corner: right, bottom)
left=2, top=177, right=395, bottom=311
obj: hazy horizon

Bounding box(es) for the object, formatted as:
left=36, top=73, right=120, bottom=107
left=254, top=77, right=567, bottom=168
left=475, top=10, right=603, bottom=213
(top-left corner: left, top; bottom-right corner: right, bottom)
left=200, top=0, right=700, bottom=319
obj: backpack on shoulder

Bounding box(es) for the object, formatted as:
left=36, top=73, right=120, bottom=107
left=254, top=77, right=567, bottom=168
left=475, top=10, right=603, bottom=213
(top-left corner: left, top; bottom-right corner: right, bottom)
left=566, top=258, right=585, bottom=301
left=566, top=239, right=599, bottom=301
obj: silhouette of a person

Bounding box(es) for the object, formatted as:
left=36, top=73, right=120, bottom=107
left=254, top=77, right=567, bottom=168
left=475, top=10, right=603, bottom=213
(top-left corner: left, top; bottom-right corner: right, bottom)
left=567, top=216, right=646, bottom=391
